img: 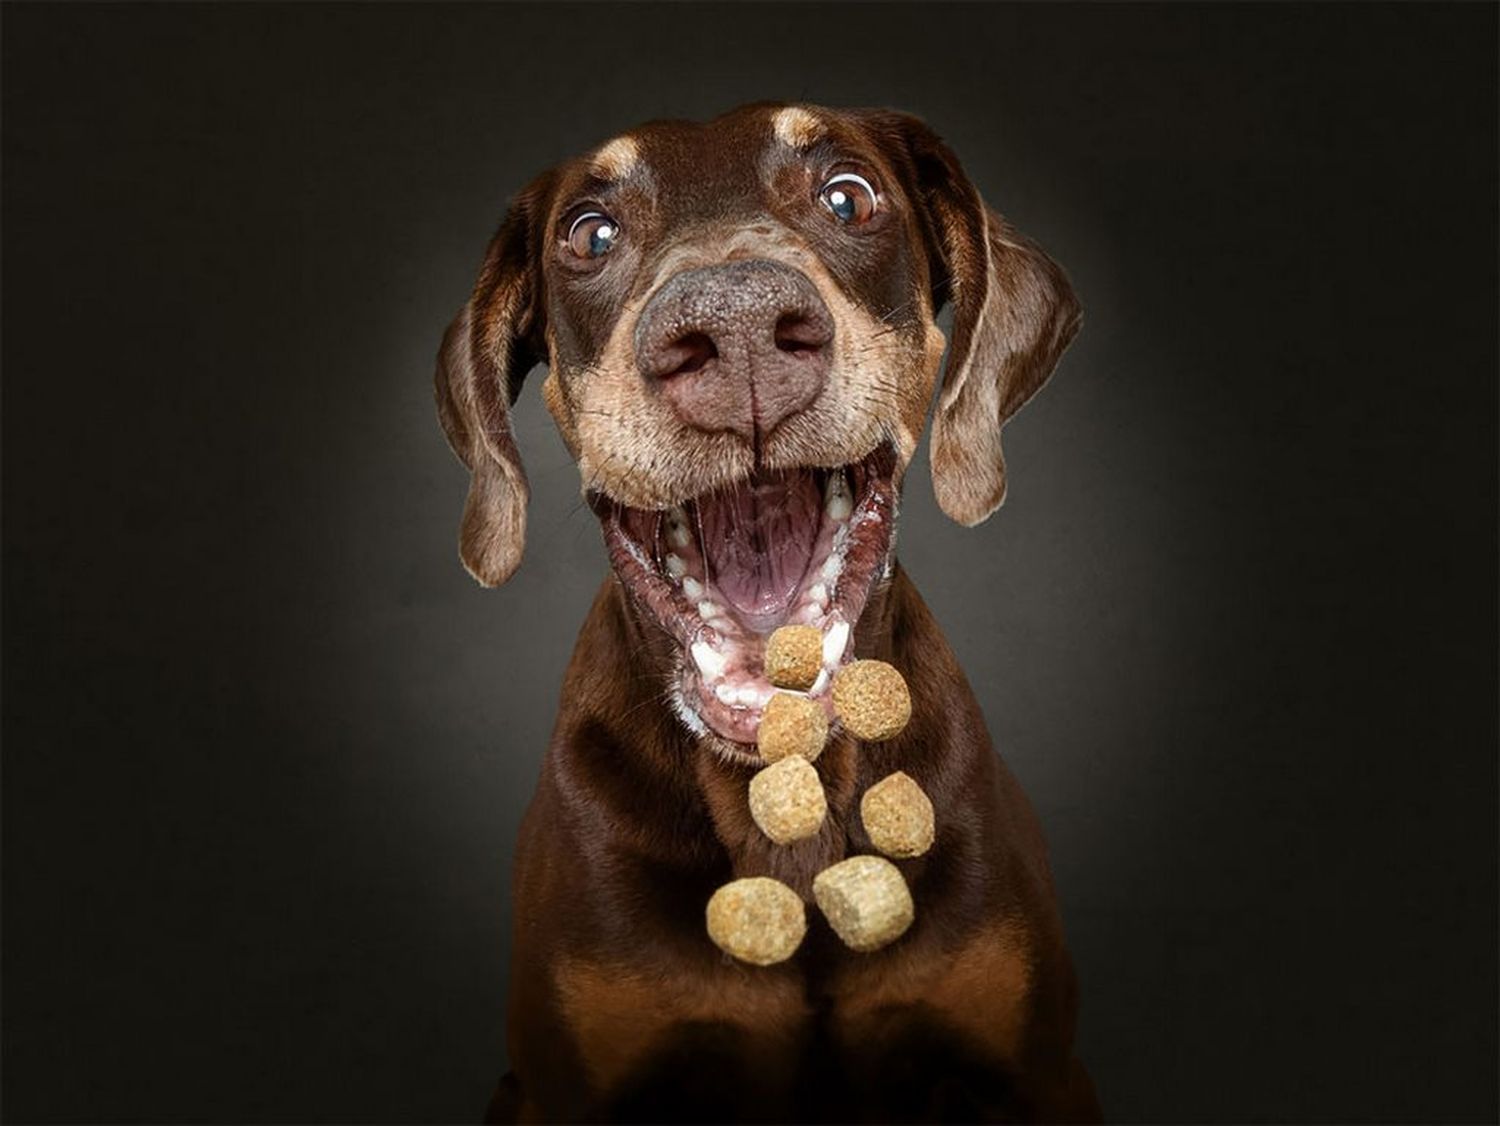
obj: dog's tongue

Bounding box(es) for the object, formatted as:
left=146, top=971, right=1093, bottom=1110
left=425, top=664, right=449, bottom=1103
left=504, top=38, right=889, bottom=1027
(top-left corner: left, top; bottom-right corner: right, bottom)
left=699, top=469, right=821, bottom=629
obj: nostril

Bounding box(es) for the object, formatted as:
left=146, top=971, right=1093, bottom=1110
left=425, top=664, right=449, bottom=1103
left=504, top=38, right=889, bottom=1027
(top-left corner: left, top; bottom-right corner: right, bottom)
left=774, top=314, right=831, bottom=357
left=659, top=332, right=718, bottom=378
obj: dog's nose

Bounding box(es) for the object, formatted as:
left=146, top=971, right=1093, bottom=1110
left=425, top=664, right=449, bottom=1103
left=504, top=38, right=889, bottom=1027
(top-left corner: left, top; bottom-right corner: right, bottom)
left=634, top=259, right=833, bottom=444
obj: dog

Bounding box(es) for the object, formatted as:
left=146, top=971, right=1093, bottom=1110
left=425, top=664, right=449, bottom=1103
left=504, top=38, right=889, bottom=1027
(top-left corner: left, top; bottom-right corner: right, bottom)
left=435, top=102, right=1097, bottom=1124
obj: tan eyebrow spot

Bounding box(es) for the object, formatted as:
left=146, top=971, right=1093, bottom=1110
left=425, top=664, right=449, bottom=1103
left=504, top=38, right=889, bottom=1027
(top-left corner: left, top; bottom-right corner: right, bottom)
left=772, top=106, right=825, bottom=150
left=589, top=135, right=640, bottom=180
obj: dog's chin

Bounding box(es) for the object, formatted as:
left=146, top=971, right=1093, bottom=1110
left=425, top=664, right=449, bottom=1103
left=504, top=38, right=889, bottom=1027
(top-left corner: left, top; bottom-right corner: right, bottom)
left=591, top=441, right=899, bottom=755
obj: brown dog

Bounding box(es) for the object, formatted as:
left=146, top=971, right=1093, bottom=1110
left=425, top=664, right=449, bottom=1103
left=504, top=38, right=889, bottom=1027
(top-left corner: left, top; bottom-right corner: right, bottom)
left=436, top=103, right=1097, bottom=1124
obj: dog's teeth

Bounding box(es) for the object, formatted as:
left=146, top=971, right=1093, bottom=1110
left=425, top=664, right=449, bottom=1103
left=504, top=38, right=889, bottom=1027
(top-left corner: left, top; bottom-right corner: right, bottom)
left=825, top=471, right=853, bottom=521
left=665, top=554, right=687, bottom=579
left=682, top=576, right=705, bottom=601
left=822, top=620, right=850, bottom=666
left=805, top=583, right=827, bottom=608
left=821, top=554, right=843, bottom=582
left=715, top=683, right=737, bottom=705
left=734, top=685, right=761, bottom=707
left=809, top=668, right=830, bottom=696
left=697, top=600, right=725, bottom=621
left=691, top=640, right=727, bottom=680
left=666, top=507, right=691, bottom=549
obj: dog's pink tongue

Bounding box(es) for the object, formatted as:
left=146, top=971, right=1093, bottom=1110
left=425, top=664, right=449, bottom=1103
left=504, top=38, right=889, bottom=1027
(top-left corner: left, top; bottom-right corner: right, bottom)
left=699, top=470, right=820, bottom=628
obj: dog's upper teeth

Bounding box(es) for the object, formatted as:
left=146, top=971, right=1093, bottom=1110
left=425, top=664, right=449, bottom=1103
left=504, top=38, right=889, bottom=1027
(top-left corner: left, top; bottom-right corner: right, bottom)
left=665, top=553, right=687, bottom=579
left=825, top=471, right=853, bottom=521
left=822, top=619, right=850, bottom=667
left=697, top=600, right=726, bottom=621
left=682, top=576, right=705, bottom=601
left=809, top=668, right=830, bottom=696
left=805, top=583, right=828, bottom=608
left=691, top=640, right=727, bottom=680
left=666, top=507, right=691, bottom=549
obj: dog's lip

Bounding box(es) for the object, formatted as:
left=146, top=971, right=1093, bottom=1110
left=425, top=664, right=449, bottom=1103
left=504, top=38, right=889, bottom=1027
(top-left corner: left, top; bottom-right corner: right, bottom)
left=591, top=442, right=899, bottom=748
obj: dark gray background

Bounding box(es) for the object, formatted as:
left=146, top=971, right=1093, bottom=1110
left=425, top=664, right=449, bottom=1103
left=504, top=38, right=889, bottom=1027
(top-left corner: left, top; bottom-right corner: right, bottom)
left=3, top=3, right=1496, bottom=1122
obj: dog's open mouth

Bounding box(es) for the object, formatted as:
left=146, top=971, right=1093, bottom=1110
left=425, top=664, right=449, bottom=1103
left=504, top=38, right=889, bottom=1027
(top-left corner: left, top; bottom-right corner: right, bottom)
left=591, top=443, right=898, bottom=749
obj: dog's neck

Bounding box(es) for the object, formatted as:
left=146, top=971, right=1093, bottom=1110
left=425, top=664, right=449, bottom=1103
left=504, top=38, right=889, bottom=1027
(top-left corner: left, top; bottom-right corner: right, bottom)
left=546, top=562, right=979, bottom=898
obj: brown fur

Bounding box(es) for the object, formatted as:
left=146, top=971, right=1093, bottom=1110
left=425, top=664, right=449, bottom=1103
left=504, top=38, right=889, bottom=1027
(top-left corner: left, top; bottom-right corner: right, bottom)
left=436, top=103, right=1096, bottom=1121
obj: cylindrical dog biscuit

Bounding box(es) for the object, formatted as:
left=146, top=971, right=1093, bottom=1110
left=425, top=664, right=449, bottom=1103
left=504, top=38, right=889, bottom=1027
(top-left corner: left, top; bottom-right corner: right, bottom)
left=757, top=691, right=828, bottom=763
left=860, top=771, right=935, bottom=858
left=705, top=877, right=807, bottom=965
left=831, top=660, right=912, bottom=742
left=812, top=855, right=914, bottom=952
left=748, top=756, right=827, bottom=844
left=764, top=625, right=823, bottom=691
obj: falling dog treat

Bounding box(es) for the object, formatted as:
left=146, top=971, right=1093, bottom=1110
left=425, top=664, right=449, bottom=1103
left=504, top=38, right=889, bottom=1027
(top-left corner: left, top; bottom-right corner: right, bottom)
left=860, top=771, right=935, bottom=858
left=764, top=624, right=824, bottom=691
left=749, top=756, right=827, bottom=844
left=812, top=855, right=915, bottom=952
left=757, top=691, right=829, bottom=763
left=831, top=659, right=912, bottom=741
left=705, top=876, right=807, bottom=965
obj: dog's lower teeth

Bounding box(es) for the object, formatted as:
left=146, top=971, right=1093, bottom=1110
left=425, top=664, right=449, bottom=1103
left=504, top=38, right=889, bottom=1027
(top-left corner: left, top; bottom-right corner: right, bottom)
left=698, top=600, right=725, bottom=620
left=683, top=576, right=705, bottom=601
left=692, top=640, right=727, bottom=680
left=665, top=554, right=687, bottom=578
left=823, top=620, right=850, bottom=666
left=805, top=583, right=828, bottom=608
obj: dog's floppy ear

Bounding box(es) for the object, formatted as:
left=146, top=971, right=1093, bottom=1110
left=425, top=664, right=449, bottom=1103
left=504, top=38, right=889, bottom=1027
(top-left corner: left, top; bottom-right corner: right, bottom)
left=435, top=173, right=554, bottom=586
left=863, top=111, right=1081, bottom=526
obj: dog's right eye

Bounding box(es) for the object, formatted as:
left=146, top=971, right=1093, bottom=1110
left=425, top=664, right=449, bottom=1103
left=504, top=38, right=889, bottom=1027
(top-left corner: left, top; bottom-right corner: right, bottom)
left=566, top=212, right=621, bottom=259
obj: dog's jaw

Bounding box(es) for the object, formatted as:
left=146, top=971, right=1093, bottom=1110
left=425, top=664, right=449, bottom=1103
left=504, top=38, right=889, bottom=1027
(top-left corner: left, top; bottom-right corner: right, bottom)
left=592, top=442, right=899, bottom=753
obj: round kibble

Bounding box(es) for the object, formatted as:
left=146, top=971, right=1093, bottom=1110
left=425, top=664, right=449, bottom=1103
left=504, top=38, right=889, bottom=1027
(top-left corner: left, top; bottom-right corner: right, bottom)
left=748, top=756, right=827, bottom=844
left=757, top=692, right=829, bottom=763
left=812, top=855, right=915, bottom=952
left=860, top=771, right=935, bottom=858
left=831, top=660, right=912, bottom=742
left=764, top=625, right=823, bottom=691
left=705, top=876, right=807, bottom=965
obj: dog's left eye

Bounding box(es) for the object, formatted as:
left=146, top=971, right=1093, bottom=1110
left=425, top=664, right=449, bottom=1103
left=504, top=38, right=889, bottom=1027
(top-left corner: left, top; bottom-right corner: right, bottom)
left=818, top=173, right=878, bottom=225
left=566, top=212, right=621, bottom=259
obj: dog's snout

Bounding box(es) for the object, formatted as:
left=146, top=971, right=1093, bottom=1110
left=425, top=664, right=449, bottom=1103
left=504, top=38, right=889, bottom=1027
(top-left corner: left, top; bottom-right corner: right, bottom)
left=634, top=259, right=833, bottom=443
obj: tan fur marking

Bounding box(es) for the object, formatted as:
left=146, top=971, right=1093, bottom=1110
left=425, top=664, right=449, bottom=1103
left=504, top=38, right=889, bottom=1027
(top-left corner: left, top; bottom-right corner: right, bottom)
left=554, top=957, right=809, bottom=1093
left=835, top=920, right=1036, bottom=1064
left=589, top=135, right=640, bottom=181
left=772, top=106, right=825, bottom=150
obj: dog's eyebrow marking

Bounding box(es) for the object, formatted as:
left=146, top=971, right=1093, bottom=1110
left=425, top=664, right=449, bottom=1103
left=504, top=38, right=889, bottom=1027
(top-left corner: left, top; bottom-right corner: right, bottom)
left=589, top=135, right=640, bottom=181
left=772, top=106, right=825, bottom=150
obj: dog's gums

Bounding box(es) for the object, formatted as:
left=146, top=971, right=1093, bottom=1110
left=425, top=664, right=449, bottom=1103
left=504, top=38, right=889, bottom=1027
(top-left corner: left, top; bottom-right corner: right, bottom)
left=591, top=442, right=898, bottom=748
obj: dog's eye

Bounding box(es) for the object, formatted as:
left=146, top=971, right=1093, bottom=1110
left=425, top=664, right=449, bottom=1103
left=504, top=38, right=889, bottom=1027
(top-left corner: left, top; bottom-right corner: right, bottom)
left=566, top=212, right=620, bottom=259
left=818, top=173, right=878, bottom=225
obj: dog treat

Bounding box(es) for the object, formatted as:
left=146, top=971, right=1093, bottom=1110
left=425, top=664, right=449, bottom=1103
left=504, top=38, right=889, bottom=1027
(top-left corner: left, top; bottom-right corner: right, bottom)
left=748, top=755, right=827, bottom=844
left=764, top=624, right=824, bottom=691
left=860, top=771, right=935, bottom=858
left=705, top=876, right=807, bottom=965
left=757, top=691, right=829, bottom=763
left=812, top=855, right=915, bottom=952
left=831, top=660, right=912, bottom=742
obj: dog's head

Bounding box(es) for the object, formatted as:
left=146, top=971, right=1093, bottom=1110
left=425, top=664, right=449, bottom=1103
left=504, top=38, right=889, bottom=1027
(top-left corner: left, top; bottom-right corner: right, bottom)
left=437, top=103, right=1079, bottom=751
